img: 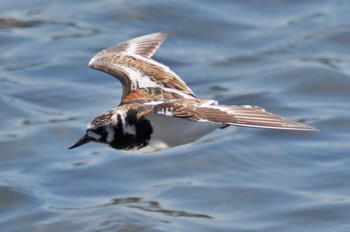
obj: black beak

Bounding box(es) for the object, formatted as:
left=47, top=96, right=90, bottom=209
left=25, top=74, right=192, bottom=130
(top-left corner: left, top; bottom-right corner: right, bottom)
left=68, top=135, right=90, bottom=150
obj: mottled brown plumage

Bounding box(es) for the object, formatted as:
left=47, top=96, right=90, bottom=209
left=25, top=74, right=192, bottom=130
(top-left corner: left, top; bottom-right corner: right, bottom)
left=89, top=32, right=195, bottom=100
left=121, top=87, right=188, bottom=104
left=69, top=32, right=316, bottom=153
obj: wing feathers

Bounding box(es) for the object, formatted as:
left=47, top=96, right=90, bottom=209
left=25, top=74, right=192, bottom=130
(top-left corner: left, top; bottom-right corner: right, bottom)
left=88, top=33, right=316, bottom=131
left=88, top=32, right=196, bottom=101
left=105, top=31, right=172, bottom=58
left=154, top=101, right=316, bottom=131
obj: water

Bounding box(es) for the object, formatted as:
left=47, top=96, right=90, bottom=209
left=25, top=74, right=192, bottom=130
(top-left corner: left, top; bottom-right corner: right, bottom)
left=1, top=0, right=350, bottom=231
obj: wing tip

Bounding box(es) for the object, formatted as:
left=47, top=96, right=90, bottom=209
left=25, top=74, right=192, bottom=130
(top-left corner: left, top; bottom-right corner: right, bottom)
left=88, top=31, right=173, bottom=64
left=88, top=55, right=97, bottom=68
left=227, top=121, right=318, bottom=131
left=287, top=123, right=319, bottom=131
left=156, top=31, right=172, bottom=37
left=274, top=124, right=318, bottom=131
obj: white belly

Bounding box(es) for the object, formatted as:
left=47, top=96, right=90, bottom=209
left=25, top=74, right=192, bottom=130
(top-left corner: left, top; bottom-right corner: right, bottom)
left=135, top=113, right=220, bottom=153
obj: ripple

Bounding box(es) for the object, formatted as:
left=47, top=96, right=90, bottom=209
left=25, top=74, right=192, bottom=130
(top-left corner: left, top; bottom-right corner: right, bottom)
left=22, top=116, right=80, bottom=126
left=0, top=17, right=44, bottom=29
left=1, top=0, right=350, bottom=231
left=52, top=196, right=213, bottom=220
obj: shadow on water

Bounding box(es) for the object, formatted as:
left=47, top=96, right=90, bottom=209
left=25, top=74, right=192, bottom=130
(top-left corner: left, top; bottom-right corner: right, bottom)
left=0, top=17, right=44, bottom=29
left=51, top=196, right=213, bottom=220
left=0, top=16, right=100, bottom=38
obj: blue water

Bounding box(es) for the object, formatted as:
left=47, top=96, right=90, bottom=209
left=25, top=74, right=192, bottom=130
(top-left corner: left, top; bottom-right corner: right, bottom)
left=1, top=0, right=350, bottom=231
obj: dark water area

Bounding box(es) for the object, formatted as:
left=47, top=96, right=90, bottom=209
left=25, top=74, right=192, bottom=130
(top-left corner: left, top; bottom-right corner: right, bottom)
left=1, top=0, right=350, bottom=231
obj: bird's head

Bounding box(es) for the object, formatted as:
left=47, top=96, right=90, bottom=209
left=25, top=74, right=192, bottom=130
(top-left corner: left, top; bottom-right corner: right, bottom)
left=69, top=111, right=115, bottom=150
left=68, top=125, right=109, bottom=150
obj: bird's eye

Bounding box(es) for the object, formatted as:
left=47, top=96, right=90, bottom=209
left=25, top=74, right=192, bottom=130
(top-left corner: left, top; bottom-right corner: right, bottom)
left=94, top=127, right=106, bottom=135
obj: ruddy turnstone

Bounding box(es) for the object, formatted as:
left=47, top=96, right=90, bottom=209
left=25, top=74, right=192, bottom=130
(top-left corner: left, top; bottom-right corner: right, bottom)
left=69, top=32, right=316, bottom=153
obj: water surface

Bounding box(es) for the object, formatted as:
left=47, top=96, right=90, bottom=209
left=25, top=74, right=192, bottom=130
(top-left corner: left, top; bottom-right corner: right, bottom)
left=1, top=0, right=350, bottom=231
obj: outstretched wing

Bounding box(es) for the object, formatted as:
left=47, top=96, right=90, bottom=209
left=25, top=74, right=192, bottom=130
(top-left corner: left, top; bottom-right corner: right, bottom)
left=88, top=32, right=196, bottom=101
left=103, top=31, right=171, bottom=59
left=153, top=100, right=317, bottom=131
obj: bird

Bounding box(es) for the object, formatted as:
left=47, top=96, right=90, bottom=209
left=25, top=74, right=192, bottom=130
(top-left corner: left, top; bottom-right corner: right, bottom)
left=69, top=31, right=317, bottom=153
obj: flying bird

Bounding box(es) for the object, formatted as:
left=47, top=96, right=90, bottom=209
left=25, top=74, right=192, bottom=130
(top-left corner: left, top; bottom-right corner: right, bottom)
left=69, top=32, right=316, bottom=153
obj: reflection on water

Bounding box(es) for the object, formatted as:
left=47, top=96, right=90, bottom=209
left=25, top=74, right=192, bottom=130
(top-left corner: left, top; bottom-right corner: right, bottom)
left=1, top=0, right=350, bottom=231
left=22, top=116, right=80, bottom=126
left=53, top=197, right=213, bottom=220
left=0, top=17, right=44, bottom=29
